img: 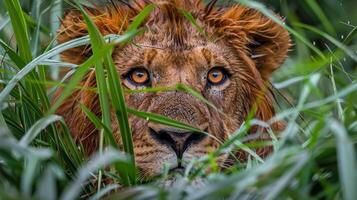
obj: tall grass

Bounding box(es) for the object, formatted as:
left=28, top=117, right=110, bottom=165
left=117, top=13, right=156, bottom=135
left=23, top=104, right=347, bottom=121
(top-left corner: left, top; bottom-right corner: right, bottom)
left=0, top=0, right=356, bottom=200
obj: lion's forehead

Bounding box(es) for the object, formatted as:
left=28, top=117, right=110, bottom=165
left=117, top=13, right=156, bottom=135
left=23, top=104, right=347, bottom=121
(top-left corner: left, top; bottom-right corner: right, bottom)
left=114, top=39, right=234, bottom=74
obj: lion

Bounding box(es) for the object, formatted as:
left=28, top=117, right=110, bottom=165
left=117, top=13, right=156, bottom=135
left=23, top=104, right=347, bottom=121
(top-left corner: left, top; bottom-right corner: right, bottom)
left=56, top=0, right=290, bottom=179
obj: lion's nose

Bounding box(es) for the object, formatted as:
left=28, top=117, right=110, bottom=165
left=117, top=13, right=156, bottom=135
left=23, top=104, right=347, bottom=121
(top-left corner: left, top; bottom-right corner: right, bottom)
left=150, top=127, right=207, bottom=159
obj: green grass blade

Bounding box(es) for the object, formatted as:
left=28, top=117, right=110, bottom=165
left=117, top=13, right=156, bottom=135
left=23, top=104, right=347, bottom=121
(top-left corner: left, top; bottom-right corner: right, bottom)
left=60, top=149, right=130, bottom=200
left=329, top=119, right=357, bottom=200
left=4, top=0, right=32, bottom=63
left=274, top=80, right=357, bottom=121
left=76, top=2, right=134, bottom=186
left=105, top=57, right=132, bottom=151
left=176, top=84, right=226, bottom=116
left=4, top=0, right=51, bottom=128
left=0, top=39, right=26, bottom=68
left=265, top=153, right=309, bottom=199
left=57, top=120, right=85, bottom=169
left=0, top=17, right=10, bottom=31
left=105, top=4, right=157, bottom=184
left=77, top=2, right=157, bottom=185
left=49, top=0, right=63, bottom=80
left=80, top=104, right=118, bottom=148
left=294, top=22, right=357, bottom=62
left=126, top=83, right=226, bottom=116
left=304, top=0, right=336, bottom=37
left=19, top=115, right=62, bottom=147
left=329, top=62, right=344, bottom=122
left=89, top=184, right=120, bottom=200
left=48, top=44, right=114, bottom=114
left=127, top=108, right=201, bottom=133
left=35, top=166, right=60, bottom=200
left=0, top=35, right=93, bottom=104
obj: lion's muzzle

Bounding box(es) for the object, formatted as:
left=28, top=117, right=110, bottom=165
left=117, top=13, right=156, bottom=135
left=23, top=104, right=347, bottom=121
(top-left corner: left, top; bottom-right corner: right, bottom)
left=149, top=124, right=207, bottom=165
left=142, top=92, right=211, bottom=172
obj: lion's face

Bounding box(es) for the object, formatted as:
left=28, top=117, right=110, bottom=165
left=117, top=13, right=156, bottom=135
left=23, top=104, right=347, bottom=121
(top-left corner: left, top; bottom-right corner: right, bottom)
left=114, top=39, right=247, bottom=177
left=57, top=0, right=290, bottom=179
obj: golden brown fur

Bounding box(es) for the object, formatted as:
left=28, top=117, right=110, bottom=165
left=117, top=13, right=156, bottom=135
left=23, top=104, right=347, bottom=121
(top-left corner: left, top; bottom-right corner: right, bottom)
left=56, top=0, right=290, bottom=178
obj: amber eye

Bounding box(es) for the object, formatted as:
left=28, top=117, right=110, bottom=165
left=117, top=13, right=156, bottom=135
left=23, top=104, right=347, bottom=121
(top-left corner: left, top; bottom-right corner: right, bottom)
left=207, top=67, right=228, bottom=85
left=127, top=68, right=150, bottom=86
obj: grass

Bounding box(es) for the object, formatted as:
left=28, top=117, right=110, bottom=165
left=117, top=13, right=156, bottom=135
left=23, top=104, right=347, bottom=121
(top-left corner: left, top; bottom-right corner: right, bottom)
left=0, top=0, right=356, bottom=199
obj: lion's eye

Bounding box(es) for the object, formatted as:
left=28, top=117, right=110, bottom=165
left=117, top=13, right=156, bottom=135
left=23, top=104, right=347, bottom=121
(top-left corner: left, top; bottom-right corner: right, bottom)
left=207, top=67, right=228, bottom=85
left=127, top=68, right=150, bottom=86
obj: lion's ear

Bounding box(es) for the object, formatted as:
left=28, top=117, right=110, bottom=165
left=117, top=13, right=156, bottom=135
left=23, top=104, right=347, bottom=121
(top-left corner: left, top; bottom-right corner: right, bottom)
left=208, top=5, right=290, bottom=81
left=57, top=6, right=132, bottom=64
left=242, top=9, right=290, bottom=80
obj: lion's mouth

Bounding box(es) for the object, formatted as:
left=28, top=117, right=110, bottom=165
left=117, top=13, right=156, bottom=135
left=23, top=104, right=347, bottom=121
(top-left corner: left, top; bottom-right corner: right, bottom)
left=169, top=166, right=185, bottom=175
